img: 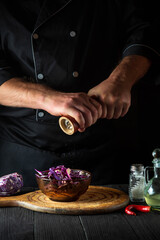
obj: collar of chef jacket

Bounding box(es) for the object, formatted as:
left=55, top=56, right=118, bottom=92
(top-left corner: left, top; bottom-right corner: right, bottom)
left=34, top=0, right=72, bottom=30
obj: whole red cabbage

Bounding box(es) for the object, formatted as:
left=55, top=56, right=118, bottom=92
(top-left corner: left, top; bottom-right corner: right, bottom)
left=0, top=172, right=23, bottom=196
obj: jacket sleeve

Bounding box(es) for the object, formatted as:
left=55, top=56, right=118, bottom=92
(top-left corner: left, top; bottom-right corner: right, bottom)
left=0, top=46, right=18, bottom=86
left=121, top=0, right=160, bottom=62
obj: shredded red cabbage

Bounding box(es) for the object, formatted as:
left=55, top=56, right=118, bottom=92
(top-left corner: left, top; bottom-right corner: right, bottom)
left=35, top=165, right=88, bottom=187
left=0, top=172, right=23, bottom=196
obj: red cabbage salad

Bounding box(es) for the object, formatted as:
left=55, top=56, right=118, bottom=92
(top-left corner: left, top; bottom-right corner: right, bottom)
left=35, top=165, right=90, bottom=186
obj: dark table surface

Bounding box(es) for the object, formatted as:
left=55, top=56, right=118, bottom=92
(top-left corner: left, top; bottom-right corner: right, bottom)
left=0, top=184, right=160, bottom=240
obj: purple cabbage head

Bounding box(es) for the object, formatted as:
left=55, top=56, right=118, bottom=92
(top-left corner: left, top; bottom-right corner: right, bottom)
left=0, top=172, right=23, bottom=196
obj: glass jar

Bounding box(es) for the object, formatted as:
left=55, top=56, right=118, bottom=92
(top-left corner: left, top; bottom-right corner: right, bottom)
left=129, top=164, right=145, bottom=202
left=144, top=149, right=160, bottom=208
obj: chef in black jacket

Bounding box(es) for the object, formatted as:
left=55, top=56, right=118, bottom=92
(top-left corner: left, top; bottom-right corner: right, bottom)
left=0, top=0, right=159, bottom=187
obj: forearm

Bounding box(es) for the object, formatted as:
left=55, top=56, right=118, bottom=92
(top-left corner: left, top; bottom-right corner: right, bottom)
left=0, top=77, right=102, bottom=131
left=88, top=55, right=152, bottom=119
left=0, top=77, right=49, bottom=109
left=108, top=55, right=152, bottom=88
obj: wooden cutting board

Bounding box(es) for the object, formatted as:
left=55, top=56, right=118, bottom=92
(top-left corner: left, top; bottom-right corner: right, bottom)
left=0, top=186, right=129, bottom=215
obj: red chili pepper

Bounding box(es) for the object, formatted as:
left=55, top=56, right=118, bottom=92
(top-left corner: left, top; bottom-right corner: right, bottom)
left=125, top=205, right=151, bottom=216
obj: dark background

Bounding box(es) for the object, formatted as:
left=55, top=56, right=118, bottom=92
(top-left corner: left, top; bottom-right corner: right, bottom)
left=113, top=0, right=160, bottom=183
left=114, top=79, right=160, bottom=183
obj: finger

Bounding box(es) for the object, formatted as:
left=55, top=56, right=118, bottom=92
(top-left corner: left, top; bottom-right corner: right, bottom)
left=89, top=95, right=107, bottom=118
left=82, top=107, right=94, bottom=127
left=72, top=93, right=97, bottom=126
left=67, top=108, right=85, bottom=129
left=89, top=97, right=102, bottom=119
left=72, top=104, right=94, bottom=128
left=113, top=105, right=123, bottom=119
left=121, top=104, right=130, bottom=117
left=83, top=100, right=100, bottom=125
left=78, top=127, right=86, bottom=132
left=67, top=102, right=95, bottom=128
left=106, top=105, right=115, bottom=119
left=100, top=102, right=107, bottom=118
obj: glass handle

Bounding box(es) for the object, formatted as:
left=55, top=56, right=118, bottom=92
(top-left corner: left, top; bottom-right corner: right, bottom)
left=145, top=166, right=154, bottom=184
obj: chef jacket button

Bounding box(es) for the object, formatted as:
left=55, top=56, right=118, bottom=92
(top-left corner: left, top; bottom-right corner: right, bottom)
left=37, top=73, right=44, bottom=80
left=38, top=111, right=44, bottom=118
left=70, top=31, right=76, bottom=37
left=72, top=71, right=79, bottom=78
left=33, top=33, right=39, bottom=39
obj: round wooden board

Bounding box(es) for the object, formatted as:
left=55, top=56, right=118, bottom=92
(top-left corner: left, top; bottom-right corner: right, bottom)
left=0, top=186, right=129, bottom=214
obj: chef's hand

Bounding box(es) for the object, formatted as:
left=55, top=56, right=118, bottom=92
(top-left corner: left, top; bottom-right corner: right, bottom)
left=88, top=78, right=131, bottom=119
left=88, top=55, right=151, bottom=119
left=0, top=79, right=102, bottom=132
left=43, top=91, right=102, bottom=132
left=0, top=56, right=150, bottom=129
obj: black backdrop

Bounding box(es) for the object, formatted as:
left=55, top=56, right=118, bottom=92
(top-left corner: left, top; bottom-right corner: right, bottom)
left=113, top=0, right=160, bottom=184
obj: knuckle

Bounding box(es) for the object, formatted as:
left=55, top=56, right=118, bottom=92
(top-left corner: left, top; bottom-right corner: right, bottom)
left=100, top=94, right=106, bottom=103
left=63, top=101, right=71, bottom=109
left=67, top=96, right=75, bottom=104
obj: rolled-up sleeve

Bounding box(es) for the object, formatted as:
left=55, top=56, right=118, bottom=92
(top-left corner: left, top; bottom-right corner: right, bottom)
left=123, top=43, right=160, bottom=61
left=121, top=0, right=160, bottom=62
left=0, top=47, right=18, bottom=86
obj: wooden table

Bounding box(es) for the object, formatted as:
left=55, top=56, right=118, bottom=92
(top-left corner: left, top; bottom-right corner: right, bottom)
left=0, top=184, right=160, bottom=240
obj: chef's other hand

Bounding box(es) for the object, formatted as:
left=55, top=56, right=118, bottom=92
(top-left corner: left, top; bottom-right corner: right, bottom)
left=88, top=55, right=152, bottom=119
left=88, top=78, right=131, bottom=119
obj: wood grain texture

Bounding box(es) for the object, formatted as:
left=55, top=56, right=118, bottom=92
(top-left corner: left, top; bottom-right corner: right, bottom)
left=0, top=186, right=129, bottom=215
left=1, top=185, right=160, bottom=240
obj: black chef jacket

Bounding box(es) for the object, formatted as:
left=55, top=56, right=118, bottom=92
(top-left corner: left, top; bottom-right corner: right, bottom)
left=0, top=0, right=160, bottom=187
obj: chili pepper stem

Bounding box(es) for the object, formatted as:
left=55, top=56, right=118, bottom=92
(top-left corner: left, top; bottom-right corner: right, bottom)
left=150, top=207, right=160, bottom=212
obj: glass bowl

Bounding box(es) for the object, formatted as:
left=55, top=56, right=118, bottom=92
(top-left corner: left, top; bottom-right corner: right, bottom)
left=35, top=169, right=91, bottom=202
